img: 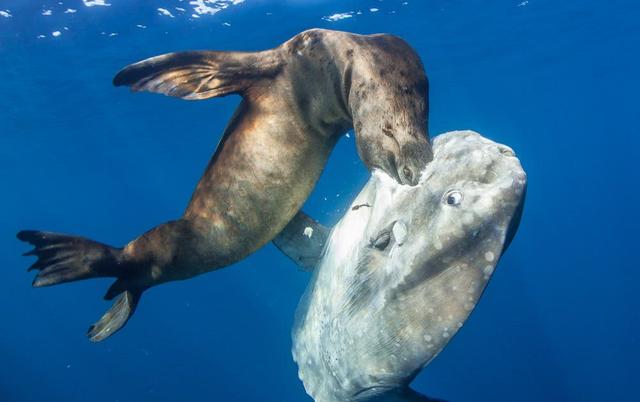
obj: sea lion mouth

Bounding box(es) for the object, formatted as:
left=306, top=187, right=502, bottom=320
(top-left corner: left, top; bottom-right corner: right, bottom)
left=373, top=158, right=403, bottom=184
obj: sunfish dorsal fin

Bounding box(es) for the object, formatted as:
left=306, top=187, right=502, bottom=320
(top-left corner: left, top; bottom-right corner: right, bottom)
left=113, top=50, right=282, bottom=100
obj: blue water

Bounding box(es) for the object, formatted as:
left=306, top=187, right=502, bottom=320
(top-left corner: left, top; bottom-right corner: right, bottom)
left=1, top=1, right=638, bottom=401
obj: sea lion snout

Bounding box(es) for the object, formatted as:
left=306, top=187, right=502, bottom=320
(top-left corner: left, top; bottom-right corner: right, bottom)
left=398, top=141, right=433, bottom=185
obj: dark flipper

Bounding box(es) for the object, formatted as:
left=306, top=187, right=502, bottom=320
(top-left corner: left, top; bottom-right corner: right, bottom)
left=113, top=50, right=282, bottom=100
left=273, top=211, right=330, bottom=272
left=17, top=230, right=123, bottom=287
left=87, top=289, right=142, bottom=342
left=17, top=230, right=142, bottom=342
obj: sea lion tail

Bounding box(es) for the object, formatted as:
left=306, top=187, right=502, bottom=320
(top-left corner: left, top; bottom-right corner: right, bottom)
left=17, top=230, right=143, bottom=342
left=112, top=50, right=282, bottom=100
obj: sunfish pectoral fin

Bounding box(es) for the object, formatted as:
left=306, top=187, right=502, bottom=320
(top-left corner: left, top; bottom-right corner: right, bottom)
left=273, top=211, right=330, bottom=272
left=87, top=288, right=142, bottom=342
left=113, top=50, right=282, bottom=100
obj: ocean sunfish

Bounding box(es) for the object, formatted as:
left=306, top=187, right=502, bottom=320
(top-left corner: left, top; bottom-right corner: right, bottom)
left=274, top=130, right=527, bottom=401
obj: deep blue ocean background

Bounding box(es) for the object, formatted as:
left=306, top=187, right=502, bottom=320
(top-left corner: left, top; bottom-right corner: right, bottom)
left=1, top=1, right=638, bottom=401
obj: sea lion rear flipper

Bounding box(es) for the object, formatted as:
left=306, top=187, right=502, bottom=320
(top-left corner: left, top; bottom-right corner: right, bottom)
left=113, top=50, right=282, bottom=100
left=273, top=211, right=330, bottom=272
left=17, top=230, right=142, bottom=342
left=17, top=230, right=122, bottom=287
left=87, top=289, right=142, bottom=342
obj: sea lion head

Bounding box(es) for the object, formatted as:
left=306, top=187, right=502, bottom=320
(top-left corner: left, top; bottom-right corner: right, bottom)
left=348, top=34, right=434, bottom=186
left=354, top=116, right=433, bottom=187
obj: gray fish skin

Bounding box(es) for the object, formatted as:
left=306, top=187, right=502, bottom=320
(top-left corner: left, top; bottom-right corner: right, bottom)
left=274, top=130, right=527, bottom=402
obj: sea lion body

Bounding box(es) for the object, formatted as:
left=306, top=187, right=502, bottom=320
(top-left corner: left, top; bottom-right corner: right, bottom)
left=18, top=29, right=432, bottom=341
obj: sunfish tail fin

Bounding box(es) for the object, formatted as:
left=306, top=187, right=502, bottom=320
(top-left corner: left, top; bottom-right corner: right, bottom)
left=112, top=50, right=283, bottom=100
left=17, top=230, right=144, bottom=342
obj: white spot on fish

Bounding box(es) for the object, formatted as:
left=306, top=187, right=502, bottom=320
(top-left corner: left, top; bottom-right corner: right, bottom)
left=500, top=176, right=514, bottom=189
left=463, top=212, right=474, bottom=225
left=392, top=221, right=407, bottom=245
left=303, top=227, right=313, bottom=238
left=52, top=31, right=62, bottom=37
left=485, top=251, right=495, bottom=262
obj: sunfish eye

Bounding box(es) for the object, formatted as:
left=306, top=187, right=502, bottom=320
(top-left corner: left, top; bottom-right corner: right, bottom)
left=444, top=190, right=463, bottom=206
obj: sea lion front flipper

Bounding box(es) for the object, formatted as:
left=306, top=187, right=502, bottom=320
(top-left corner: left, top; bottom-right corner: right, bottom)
left=87, top=289, right=142, bottom=342
left=273, top=211, right=330, bottom=272
left=113, top=50, right=282, bottom=100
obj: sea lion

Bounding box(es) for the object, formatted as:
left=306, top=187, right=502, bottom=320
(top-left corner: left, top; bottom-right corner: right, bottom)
left=17, top=29, right=432, bottom=341
left=274, top=131, right=527, bottom=402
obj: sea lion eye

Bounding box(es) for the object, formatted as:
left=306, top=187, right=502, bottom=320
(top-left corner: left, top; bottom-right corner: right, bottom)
left=402, top=167, right=413, bottom=182
left=444, top=190, right=463, bottom=206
